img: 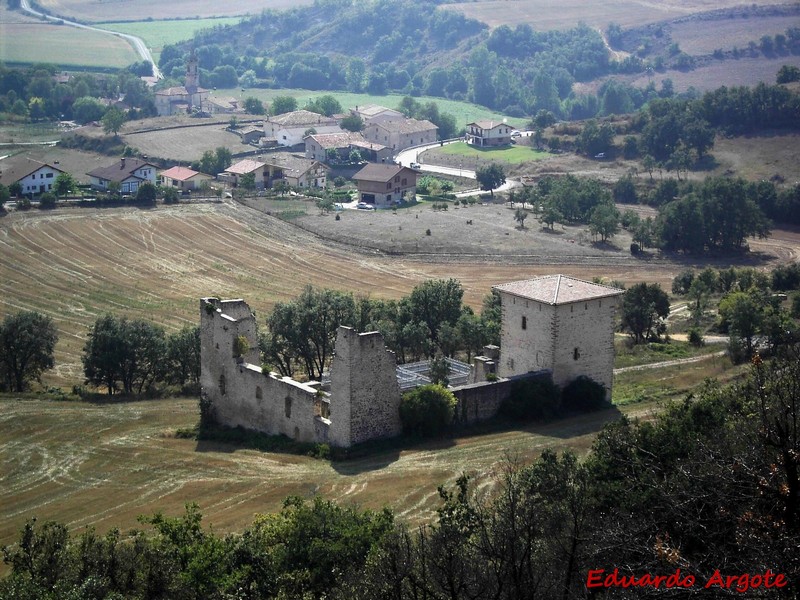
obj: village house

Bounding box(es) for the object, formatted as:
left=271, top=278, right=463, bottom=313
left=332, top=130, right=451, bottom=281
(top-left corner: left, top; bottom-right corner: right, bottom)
left=235, top=125, right=265, bottom=145
left=304, top=132, right=392, bottom=164
left=350, top=104, right=404, bottom=124
left=205, top=96, right=240, bottom=114
left=87, top=157, right=157, bottom=193
left=154, top=51, right=209, bottom=116
left=352, top=163, right=418, bottom=208
left=264, top=110, right=342, bottom=147
left=220, top=159, right=269, bottom=189
left=363, top=118, right=438, bottom=153
left=159, top=166, right=212, bottom=192
left=465, top=120, right=515, bottom=147
left=263, top=153, right=328, bottom=188
left=0, top=158, right=65, bottom=196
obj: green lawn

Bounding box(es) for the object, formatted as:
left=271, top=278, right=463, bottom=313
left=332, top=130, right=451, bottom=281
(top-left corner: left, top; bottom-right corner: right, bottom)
left=613, top=339, right=725, bottom=370
left=432, top=141, right=550, bottom=164
left=213, top=89, right=517, bottom=130
left=96, top=18, right=244, bottom=62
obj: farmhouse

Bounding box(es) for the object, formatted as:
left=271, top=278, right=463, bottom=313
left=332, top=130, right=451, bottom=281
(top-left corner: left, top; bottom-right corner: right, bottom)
left=264, top=110, right=342, bottom=147
left=263, top=153, right=328, bottom=188
left=159, top=166, right=212, bottom=192
left=352, top=163, right=418, bottom=207
left=200, top=276, right=622, bottom=447
left=87, top=158, right=157, bottom=193
left=304, top=132, right=392, bottom=164
left=220, top=159, right=269, bottom=189
left=363, top=118, right=438, bottom=153
left=0, top=158, right=65, bottom=196
left=465, top=120, right=515, bottom=147
left=350, top=104, right=404, bottom=124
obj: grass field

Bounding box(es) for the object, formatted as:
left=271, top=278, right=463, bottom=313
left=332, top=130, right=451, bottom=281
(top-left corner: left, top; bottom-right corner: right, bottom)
left=214, top=89, right=518, bottom=130
left=0, top=21, right=137, bottom=69
left=669, top=14, right=798, bottom=55
left=96, top=17, right=244, bottom=62
left=428, top=141, right=550, bottom=165
left=34, top=0, right=312, bottom=22
left=444, top=0, right=796, bottom=30
left=0, top=388, right=683, bottom=572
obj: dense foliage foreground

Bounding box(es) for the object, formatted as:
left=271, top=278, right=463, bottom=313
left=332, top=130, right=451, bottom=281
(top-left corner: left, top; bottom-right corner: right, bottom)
left=2, top=351, right=799, bottom=599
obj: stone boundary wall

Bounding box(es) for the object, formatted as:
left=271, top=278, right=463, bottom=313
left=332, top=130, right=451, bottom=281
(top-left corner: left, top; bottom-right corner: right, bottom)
left=451, top=370, right=551, bottom=426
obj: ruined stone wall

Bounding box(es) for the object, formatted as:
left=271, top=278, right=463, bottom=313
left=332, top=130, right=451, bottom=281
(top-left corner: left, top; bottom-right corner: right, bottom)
left=498, top=294, right=556, bottom=377
left=329, top=327, right=402, bottom=446
left=552, top=297, right=619, bottom=399
left=199, top=298, right=327, bottom=444
left=452, top=371, right=550, bottom=425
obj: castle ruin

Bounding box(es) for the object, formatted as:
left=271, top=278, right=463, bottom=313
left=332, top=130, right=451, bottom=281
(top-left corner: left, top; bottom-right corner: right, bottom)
left=199, top=275, right=623, bottom=447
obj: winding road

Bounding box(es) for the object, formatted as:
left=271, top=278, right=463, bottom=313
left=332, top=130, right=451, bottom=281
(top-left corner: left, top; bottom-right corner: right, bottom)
left=18, top=0, right=162, bottom=79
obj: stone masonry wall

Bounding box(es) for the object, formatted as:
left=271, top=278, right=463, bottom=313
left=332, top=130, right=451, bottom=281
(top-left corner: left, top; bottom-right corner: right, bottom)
left=199, top=298, right=327, bottom=444
left=329, top=327, right=402, bottom=446
left=498, top=294, right=556, bottom=377
left=552, top=298, right=619, bottom=399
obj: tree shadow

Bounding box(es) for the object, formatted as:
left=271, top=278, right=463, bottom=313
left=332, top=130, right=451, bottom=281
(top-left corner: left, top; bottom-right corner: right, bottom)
left=693, top=155, right=719, bottom=172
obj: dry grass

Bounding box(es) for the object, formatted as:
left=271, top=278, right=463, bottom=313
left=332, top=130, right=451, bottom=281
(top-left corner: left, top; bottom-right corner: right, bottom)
left=443, top=0, right=795, bottom=31
left=35, top=0, right=313, bottom=22
left=122, top=123, right=257, bottom=162
left=626, top=54, right=800, bottom=93
left=670, top=14, right=798, bottom=55
left=711, top=131, right=800, bottom=183
left=0, top=392, right=659, bottom=570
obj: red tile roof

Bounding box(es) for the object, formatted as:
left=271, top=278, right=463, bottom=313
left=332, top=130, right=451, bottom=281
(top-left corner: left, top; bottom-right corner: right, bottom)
left=160, top=166, right=207, bottom=181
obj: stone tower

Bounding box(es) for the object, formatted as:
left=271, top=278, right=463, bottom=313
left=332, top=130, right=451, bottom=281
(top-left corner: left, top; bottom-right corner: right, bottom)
left=493, top=275, right=624, bottom=398
left=185, top=49, right=199, bottom=95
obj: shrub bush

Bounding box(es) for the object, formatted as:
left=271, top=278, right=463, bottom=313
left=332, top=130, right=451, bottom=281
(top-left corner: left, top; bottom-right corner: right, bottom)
left=687, top=327, right=704, bottom=347
left=500, top=375, right=560, bottom=421
left=399, top=384, right=457, bottom=437
left=561, top=376, right=608, bottom=413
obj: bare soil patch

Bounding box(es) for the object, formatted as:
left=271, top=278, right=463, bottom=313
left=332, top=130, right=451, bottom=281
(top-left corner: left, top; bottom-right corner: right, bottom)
left=122, top=122, right=257, bottom=162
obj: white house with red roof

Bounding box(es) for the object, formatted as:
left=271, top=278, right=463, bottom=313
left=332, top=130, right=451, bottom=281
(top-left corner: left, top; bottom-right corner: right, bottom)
left=160, top=166, right=213, bottom=192
left=0, top=158, right=65, bottom=196
left=220, top=159, right=269, bottom=189
left=87, top=158, right=157, bottom=193
left=465, top=120, right=515, bottom=147
left=264, top=110, right=343, bottom=147
left=493, top=275, right=624, bottom=398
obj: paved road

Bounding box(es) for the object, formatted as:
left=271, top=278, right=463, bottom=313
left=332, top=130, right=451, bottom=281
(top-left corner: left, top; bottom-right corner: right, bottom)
left=19, top=0, right=162, bottom=79
left=395, top=140, right=522, bottom=196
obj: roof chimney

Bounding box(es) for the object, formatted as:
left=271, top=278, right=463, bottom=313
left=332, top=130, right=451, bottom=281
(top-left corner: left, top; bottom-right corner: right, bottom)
left=121, top=158, right=126, bottom=168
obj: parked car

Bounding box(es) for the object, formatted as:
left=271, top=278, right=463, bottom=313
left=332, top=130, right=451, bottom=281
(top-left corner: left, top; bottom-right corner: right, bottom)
left=410, top=162, right=421, bottom=169
left=356, top=202, right=375, bottom=210
left=510, top=130, right=521, bottom=138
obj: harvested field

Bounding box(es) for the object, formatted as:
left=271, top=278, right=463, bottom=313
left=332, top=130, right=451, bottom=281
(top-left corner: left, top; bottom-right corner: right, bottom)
left=627, top=54, right=800, bottom=93
left=444, top=0, right=796, bottom=31
left=670, top=14, right=799, bottom=55
left=0, top=199, right=792, bottom=389
left=0, top=21, right=137, bottom=69
left=34, top=0, right=313, bottom=22
left=122, top=122, right=257, bottom=162
left=0, top=393, right=664, bottom=571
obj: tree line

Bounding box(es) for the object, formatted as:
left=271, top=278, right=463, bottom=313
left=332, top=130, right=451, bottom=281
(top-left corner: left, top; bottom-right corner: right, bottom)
left=262, top=280, right=498, bottom=382
left=0, top=62, right=155, bottom=123
left=3, top=350, right=799, bottom=598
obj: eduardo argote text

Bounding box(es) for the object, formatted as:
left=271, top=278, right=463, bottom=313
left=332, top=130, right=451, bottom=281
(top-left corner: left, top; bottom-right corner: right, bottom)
left=586, top=568, right=788, bottom=594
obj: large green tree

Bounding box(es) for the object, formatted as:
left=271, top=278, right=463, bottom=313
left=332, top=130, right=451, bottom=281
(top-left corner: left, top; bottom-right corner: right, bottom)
left=0, top=311, right=58, bottom=392
left=620, top=282, right=670, bottom=343
left=82, top=315, right=167, bottom=395
left=475, top=163, right=506, bottom=197
left=408, top=278, right=464, bottom=346
left=101, top=106, right=126, bottom=137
